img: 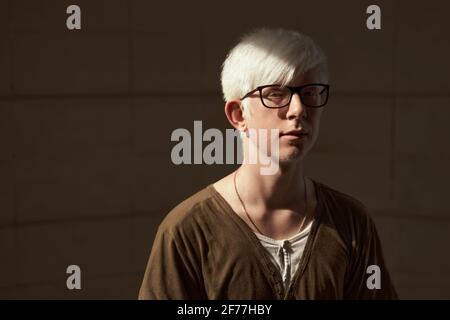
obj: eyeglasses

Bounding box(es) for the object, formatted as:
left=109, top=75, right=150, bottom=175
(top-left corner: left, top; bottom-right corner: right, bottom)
left=240, top=83, right=330, bottom=109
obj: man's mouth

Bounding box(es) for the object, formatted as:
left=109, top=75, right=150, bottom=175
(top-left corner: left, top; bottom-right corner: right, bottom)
left=280, top=129, right=309, bottom=138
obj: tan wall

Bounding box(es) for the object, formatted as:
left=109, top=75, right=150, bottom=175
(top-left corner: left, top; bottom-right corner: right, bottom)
left=0, top=0, right=449, bottom=299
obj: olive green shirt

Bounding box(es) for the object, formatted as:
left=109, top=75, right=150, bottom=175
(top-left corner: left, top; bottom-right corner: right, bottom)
left=139, top=179, right=398, bottom=300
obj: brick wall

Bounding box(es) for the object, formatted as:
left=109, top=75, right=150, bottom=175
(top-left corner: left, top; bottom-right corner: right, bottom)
left=0, top=0, right=449, bottom=299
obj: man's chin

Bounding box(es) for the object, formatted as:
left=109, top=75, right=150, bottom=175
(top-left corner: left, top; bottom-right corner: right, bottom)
left=278, top=149, right=304, bottom=164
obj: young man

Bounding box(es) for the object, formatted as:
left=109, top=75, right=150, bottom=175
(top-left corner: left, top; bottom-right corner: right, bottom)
left=139, top=28, right=398, bottom=299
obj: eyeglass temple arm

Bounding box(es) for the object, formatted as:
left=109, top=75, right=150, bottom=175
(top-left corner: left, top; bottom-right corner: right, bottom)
left=240, top=88, right=259, bottom=100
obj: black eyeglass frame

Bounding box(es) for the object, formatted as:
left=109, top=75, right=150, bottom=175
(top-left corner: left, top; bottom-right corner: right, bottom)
left=239, top=83, right=330, bottom=109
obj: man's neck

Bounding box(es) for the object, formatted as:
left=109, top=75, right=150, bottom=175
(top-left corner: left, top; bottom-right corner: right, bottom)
left=236, top=159, right=306, bottom=212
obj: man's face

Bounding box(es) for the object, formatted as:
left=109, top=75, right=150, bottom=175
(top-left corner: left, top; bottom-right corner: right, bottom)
left=243, top=69, right=326, bottom=164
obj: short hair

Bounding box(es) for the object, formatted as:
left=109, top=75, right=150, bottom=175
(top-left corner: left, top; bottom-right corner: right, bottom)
left=221, top=28, right=328, bottom=108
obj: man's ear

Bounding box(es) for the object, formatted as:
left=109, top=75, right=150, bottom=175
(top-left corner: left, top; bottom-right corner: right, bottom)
left=224, top=100, right=247, bottom=131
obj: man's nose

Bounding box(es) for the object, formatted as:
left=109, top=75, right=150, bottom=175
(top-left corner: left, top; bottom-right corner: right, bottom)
left=286, top=92, right=306, bottom=119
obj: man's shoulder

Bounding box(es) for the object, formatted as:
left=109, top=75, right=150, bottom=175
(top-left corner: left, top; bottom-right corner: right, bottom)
left=157, top=185, right=217, bottom=235
left=314, top=179, right=371, bottom=225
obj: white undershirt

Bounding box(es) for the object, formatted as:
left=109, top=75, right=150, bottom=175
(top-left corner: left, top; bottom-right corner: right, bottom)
left=255, top=220, right=313, bottom=289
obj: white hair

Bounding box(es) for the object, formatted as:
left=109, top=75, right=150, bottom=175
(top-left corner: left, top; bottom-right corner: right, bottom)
left=221, top=28, right=328, bottom=117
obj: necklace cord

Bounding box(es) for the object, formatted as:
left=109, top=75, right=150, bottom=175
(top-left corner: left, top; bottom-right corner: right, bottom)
left=233, top=170, right=308, bottom=238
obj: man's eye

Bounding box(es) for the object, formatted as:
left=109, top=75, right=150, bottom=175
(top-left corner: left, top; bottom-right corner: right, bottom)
left=268, top=91, right=284, bottom=97
left=303, top=90, right=317, bottom=96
